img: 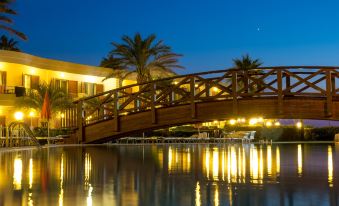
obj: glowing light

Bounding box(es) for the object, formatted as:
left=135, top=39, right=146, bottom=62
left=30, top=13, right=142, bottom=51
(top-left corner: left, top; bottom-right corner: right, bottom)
left=195, top=182, right=201, bottom=206
left=13, top=156, right=22, bottom=190
left=267, top=145, right=272, bottom=176
left=168, top=147, right=173, bottom=172
left=259, top=147, right=263, bottom=181
left=328, top=146, right=333, bottom=187
left=214, top=186, right=219, bottom=206
left=60, top=113, right=65, bottom=118
left=242, top=148, right=246, bottom=182
left=212, top=87, right=219, bottom=92
left=59, top=154, right=64, bottom=206
left=195, top=84, right=199, bottom=88
left=87, top=184, right=93, bottom=206
left=0, top=62, right=5, bottom=69
left=84, top=153, right=92, bottom=186
left=266, top=121, right=272, bottom=127
left=274, top=122, right=280, bottom=126
left=29, top=110, right=35, bottom=117
left=257, top=117, right=264, bottom=122
left=213, top=120, right=218, bottom=124
left=59, top=72, right=65, bottom=78
left=85, top=76, right=96, bottom=83
left=173, top=81, right=178, bottom=85
left=297, top=144, right=302, bottom=176
left=222, top=150, right=225, bottom=181
left=29, top=68, right=36, bottom=75
left=14, top=111, right=24, bottom=121
left=230, top=146, right=237, bottom=182
left=296, top=121, right=302, bottom=129
left=250, top=147, right=259, bottom=183
left=276, top=146, right=280, bottom=175
left=212, top=148, right=219, bottom=180
left=229, top=119, right=236, bottom=125
left=249, top=118, right=258, bottom=125
left=205, top=149, right=210, bottom=179
left=29, top=158, right=33, bottom=189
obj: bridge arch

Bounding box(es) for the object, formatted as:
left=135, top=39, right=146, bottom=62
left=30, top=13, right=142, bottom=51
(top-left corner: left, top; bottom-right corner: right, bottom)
left=67, top=66, right=339, bottom=143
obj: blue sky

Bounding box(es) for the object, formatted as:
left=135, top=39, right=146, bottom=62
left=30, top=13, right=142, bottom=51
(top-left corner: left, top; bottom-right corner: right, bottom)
left=11, top=0, right=339, bottom=74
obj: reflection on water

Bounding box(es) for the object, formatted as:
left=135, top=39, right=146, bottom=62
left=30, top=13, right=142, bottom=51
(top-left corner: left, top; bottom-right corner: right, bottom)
left=328, top=145, right=333, bottom=187
left=298, top=144, right=303, bottom=177
left=0, top=143, right=337, bottom=205
left=13, top=156, right=22, bottom=190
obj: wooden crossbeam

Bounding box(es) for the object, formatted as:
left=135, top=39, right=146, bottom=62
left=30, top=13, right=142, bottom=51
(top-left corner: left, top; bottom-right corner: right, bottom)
left=284, top=69, right=326, bottom=94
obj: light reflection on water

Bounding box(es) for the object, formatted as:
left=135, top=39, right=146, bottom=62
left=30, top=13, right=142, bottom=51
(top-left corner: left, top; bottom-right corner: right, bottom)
left=0, top=143, right=337, bottom=205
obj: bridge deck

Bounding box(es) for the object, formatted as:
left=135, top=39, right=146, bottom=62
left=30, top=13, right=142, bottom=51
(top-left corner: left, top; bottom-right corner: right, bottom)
left=62, top=67, right=339, bottom=143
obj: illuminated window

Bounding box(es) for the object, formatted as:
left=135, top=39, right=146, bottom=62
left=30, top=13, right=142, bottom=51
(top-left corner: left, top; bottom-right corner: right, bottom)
left=23, top=74, right=39, bottom=89
left=55, top=79, right=68, bottom=91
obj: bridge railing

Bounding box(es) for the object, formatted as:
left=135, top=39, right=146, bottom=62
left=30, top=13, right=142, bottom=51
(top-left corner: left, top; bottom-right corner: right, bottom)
left=70, top=66, right=339, bottom=131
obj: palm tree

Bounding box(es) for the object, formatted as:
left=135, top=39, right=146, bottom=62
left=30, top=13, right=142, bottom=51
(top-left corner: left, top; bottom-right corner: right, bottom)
left=100, top=55, right=130, bottom=87
left=108, top=33, right=183, bottom=84
left=233, top=54, right=262, bottom=71
left=17, top=81, right=73, bottom=118
left=0, top=0, right=27, bottom=40
left=0, top=35, right=19, bottom=51
left=232, top=54, right=263, bottom=93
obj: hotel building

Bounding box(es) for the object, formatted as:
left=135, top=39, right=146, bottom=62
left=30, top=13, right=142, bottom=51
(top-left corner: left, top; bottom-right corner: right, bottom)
left=0, top=50, right=135, bottom=127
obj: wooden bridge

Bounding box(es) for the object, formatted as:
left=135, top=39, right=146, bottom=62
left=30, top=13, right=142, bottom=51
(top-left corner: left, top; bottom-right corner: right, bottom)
left=64, top=66, right=339, bottom=143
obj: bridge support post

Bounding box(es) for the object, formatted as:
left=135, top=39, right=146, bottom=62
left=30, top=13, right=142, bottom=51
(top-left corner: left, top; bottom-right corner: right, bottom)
left=326, top=71, right=333, bottom=117
left=232, top=71, right=238, bottom=116
left=76, top=101, right=84, bottom=144
left=190, top=76, right=196, bottom=119
left=151, top=82, right=157, bottom=124
left=277, top=70, right=283, bottom=115
left=113, top=91, right=120, bottom=132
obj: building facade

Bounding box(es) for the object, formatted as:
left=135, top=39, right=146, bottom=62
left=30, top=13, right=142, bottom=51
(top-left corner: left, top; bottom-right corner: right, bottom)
left=0, top=50, right=134, bottom=127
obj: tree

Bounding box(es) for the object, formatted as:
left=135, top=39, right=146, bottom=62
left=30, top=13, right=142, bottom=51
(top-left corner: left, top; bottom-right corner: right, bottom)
left=0, top=0, right=27, bottom=40
left=107, top=33, right=183, bottom=84
left=233, top=54, right=262, bottom=71
left=232, top=54, right=263, bottom=93
left=100, top=55, right=130, bottom=87
left=0, top=35, right=19, bottom=51
left=17, top=81, right=73, bottom=118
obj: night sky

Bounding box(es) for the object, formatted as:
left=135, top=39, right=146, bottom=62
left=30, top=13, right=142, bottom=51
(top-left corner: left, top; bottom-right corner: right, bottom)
left=7, top=0, right=339, bottom=126
left=12, top=0, right=339, bottom=74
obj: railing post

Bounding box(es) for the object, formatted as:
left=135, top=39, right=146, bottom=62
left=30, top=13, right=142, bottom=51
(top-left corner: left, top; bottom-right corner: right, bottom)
left=5, top=126, right=8, bottom=147
left=190, top=76, right=196, bottom=119
left=277, top=70, right=283, bottom=115
left=113, top=90, right=120, bottom=132
left=326, top=70, right=333, bottom=117
left=243, top=71, right=249, bottom=94
left=76, top=100, right=84, bottom=144
left=150, top=82, right=157, bottom=124
left=232, top=71, right=238, bottom=116
left=331, top=74, right=336, bottom=96
left=285, top=73, right=291, bottom=95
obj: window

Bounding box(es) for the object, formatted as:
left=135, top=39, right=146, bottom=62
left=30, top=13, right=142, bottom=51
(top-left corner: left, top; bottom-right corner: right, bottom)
left=79, top=82, right=104, bottom=96
left=23, top=74, right=39, bottom=89
left=55, top=79, right=68, bottom=91
left=0, top=71, right=6, bottom=93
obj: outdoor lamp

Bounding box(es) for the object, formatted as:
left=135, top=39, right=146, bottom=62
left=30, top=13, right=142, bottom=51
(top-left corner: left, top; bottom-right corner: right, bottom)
left=14, top=111, right=24, bottom=121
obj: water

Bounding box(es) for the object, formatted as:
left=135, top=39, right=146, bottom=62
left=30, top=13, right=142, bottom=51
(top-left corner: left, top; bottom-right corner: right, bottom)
left=0, top=143, right=338, bottom=206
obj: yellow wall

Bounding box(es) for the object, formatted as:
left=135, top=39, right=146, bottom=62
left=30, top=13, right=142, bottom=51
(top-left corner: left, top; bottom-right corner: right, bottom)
left=0, top=62, right=119, bottom=91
